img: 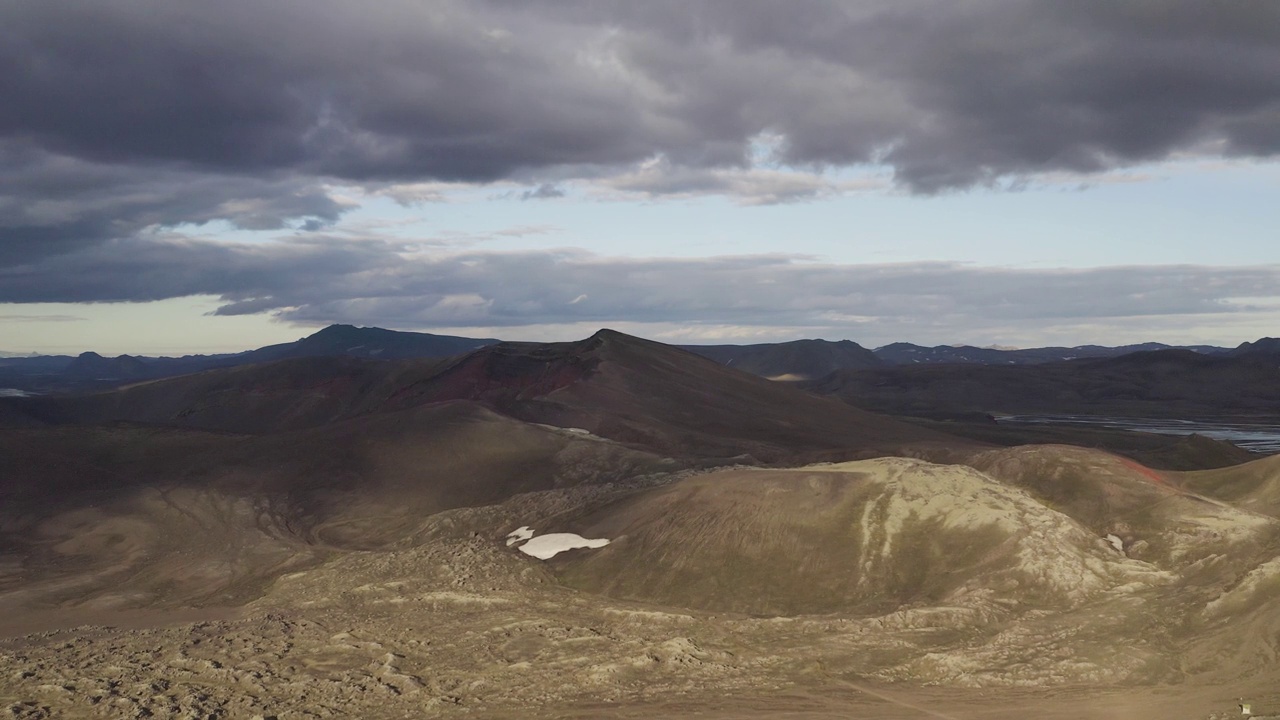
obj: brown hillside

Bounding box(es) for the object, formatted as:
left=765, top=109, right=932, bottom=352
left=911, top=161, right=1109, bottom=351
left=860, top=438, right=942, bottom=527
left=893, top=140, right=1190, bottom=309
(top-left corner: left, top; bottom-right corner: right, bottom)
left=967, top=444, right=1280, bottom=569
left=0, top=401, right=669, bottom=610
left=455, top=330, right=964, bottom=463
left=1, top=330, right=964, bottom=464
left=551, top=458, right=1142, bottom=616
left=1174, top=454, right=1280, bottom=519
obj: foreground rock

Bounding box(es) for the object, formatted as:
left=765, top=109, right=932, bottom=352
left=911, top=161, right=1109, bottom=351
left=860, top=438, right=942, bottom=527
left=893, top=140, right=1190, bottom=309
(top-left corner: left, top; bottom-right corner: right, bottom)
left=4, top=453, right=1280, bottom=718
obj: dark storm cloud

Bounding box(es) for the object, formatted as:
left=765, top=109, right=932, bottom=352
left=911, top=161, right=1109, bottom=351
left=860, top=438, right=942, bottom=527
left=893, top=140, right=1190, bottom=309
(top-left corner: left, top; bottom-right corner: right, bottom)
left=0, top=141, right=349, bottom=264
left=0, top=236, right=399, bottom=304
left=3, top=0, right=1279, bottom=265
left=0, top=1, right=662, bottom=181
left=4, top=236, right=1277, bottom=342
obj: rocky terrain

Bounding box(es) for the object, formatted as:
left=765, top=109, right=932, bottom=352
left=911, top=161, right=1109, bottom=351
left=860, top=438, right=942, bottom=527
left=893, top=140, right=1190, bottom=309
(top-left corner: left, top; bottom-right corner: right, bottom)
left=2, top=331, right=1279, bottom=718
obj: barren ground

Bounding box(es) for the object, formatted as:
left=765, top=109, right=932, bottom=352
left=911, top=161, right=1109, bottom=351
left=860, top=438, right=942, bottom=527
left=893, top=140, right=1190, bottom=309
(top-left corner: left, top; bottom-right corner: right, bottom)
left=5, top=456, right=1280, bottom=719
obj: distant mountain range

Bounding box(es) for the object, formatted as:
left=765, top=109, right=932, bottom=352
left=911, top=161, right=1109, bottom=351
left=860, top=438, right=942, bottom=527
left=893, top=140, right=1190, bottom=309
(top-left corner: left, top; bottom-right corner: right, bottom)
left=806, top=346, right=1280, bottom=421
left=1, top=329, right=944, bottom=465
left=871, top=341, right=1231, bottom=365
left=3, top=325, right=1277, bottom=393
left=0, top=325, right=500, bottom=393
left=1232, top=337, right=1280, bottom=357
left=240, top=323, right=499, bottom=363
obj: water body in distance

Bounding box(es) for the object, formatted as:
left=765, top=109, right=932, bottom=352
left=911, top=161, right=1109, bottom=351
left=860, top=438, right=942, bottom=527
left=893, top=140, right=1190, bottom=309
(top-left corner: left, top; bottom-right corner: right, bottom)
left=996, top=414, right=1280, bottom=454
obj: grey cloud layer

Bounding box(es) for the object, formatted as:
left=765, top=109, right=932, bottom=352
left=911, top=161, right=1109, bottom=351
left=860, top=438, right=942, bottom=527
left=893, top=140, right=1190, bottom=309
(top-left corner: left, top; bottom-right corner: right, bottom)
left=3, top=0, right=1280, bottom=267
left=0, top=144, right=348, bottom=263
left=9, top=1, right=1274, bottom=184
left=4, top=237, right=1276, bottom=341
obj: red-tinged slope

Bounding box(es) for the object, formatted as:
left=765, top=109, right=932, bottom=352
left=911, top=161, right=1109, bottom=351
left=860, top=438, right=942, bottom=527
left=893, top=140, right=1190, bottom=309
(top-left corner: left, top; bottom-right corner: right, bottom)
left=415, top=329, right=964, bottom=463
left=967, top=444, right=1280, bottom=570
left=1173, top=454, right=1280, bottom=519
left=1, top=330, right=966, bottom=464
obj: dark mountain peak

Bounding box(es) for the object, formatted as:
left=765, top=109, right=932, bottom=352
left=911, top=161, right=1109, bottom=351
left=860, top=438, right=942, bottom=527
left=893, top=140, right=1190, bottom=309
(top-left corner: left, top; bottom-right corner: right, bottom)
left=305, top=323, right=362, bottom=339
left=303, top=324, right=440, bottom=343
left=1097, top=348, right=1218, bottom=367
left=781, top=338, right=861, bottom=349
left=589, top=327, right=627, bottom=340
left=1099, top=342, right=1171, bottom=353
left=456, top=329, right=683, bottom=385
left=1233, top=337, right=1280, bottom=356
left=296, top=324, right=409, bottom=347
left=65, top=351, right=151, bottom=379
left=312, top=323, right=358, bottom=333
left=583, top=328, right=667, bottom=352
left=578, top=327, right=627, bottom=350
left=254, top=325, right=500, bottom=362
left=679, top=337, right=881, bottom=379
left=412, top=334, right=617, bottom=406
left=569, top=329, right=697, bottom=361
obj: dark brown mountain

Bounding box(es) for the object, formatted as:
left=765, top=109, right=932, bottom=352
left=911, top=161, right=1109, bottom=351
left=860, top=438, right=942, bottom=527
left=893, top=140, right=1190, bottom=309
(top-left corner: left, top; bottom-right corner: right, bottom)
left=0, top=325, right=500, bottom=394
left=0, top=329, right=960, bottom=614
left=679, top=338, right=882, bottom=379
left=807, top=348, right=1280, bottom=420
left=1232, top=337, right=1280, bottom=357
left=2, top=355, right=454, bottom=432
left=63, top=351, right=151, bottom=380
left=0, top=399, right=671, bottom=608
left=417, top=330, right=952, bottom=463
left=238, top=323, right=499, bottom=362
left=872, top=341, right=1227, bottom=365
left=2, top=329, right=960, bottom=464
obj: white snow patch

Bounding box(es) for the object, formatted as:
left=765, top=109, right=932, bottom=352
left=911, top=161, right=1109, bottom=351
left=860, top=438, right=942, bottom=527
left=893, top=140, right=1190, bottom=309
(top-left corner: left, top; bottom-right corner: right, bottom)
left=566, top=427, right=592, bottom=435
left=1106, top=534, right=1125, bottom=552
left=518, top=533, right=611, bottom=560
left=505, top=526, right=535, bottom=546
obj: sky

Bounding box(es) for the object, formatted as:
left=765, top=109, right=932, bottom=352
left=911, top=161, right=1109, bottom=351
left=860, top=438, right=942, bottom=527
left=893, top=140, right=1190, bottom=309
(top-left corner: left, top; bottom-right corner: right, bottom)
left=2, top=1, right=1279, bottom=355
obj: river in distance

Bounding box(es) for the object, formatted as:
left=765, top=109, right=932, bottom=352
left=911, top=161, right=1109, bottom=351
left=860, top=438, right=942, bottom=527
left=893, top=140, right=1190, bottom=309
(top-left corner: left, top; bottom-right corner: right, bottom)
left=996, top=414, right=1280, bottom=454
